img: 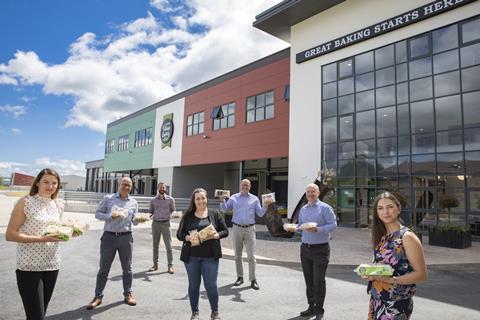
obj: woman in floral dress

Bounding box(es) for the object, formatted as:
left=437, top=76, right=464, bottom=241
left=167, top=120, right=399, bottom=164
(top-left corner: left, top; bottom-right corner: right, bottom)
left=362, top=192, right=427, bottom=319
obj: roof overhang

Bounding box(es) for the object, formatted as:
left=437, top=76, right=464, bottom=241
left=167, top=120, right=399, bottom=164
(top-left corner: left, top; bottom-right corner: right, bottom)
left=253, top=0, right=345, bottom=42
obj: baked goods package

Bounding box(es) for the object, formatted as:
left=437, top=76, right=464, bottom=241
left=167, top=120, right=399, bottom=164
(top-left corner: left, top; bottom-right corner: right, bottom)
left=111, top=205, right=128, bottom=219
left=299, top=222, right=318, bottom=230
left=354, top=264, right=394, bottom=276
left=198, top=224, right=217, bottom=242
left=261, top=192, right=276, bottom=207
left=189, top=230, right=200, bottom=247
left=134, top=213, right=151, bottom=223
left=43, top=225, right=73, bottom=241
left=61, top=218, right=89, bottom=237
left=283, top=223, right=298, bottom=232
left=214, top=189, right=230, bottom=198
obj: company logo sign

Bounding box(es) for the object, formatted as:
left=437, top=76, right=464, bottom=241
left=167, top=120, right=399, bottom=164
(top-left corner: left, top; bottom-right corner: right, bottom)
left=161, top=113, right=174, bottom=148
left=296, top=0, right=475, bottom=63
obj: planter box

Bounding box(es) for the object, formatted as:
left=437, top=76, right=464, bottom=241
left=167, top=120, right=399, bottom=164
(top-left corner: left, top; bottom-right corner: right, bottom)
left=428, top=228, right=471, bottom=249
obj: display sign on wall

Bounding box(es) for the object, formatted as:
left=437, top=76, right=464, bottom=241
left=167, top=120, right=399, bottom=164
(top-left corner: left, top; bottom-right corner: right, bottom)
left=161, top=113, right=174, bottom=148
left=296, top=0, right=476, bottom=64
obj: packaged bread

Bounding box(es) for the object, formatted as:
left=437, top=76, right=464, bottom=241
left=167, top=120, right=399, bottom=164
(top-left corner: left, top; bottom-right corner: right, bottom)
left=189, top=230, right=200, bottom=247
left=299, top=222, right=318, bottom=230
left=134, top=213, right=151, bottom=223
left=261, top=192, right=276, bottom=207
left=198, top=224, right=217, bottom=242
left=283, top=223, right=298, bottom=232
left=111, top=205, right=128, bottom=219
left=215, top=189, right=230, bottom=198
left=43, top=225, right=73, bottom=241
left=354, top=264, right=394, bottom=276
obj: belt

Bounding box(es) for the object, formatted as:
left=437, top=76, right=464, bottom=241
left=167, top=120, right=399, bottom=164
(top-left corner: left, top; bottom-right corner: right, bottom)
left=302, top=242, right=329, bottom=248
left=154, top=219, right=170, bottom=223
left=233, top=223, right=255, bottom=228
left=105, top=231, right=132, bottom=236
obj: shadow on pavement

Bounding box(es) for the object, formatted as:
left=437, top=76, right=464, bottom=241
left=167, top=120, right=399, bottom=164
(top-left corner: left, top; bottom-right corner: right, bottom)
left=46, top=300, right=124, bottom=320
left=109, top=270, right=169, bottom=283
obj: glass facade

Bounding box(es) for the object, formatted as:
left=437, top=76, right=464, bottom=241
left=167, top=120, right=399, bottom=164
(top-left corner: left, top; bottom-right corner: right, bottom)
left=321, top=16, right=480, bottom=229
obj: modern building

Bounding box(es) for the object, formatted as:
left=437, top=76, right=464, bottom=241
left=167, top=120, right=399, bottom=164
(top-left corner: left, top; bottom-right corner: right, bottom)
left=10, top=172, right=34, bottom=187
left=87, top=0, right=480, bottom=233
left=86, top=48, right=290, bottom=207
left=254, top=0, right=480, bottom=229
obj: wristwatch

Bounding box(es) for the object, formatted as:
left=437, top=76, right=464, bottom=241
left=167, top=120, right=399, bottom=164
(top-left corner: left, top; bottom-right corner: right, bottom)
left=392, top=276, right=398, bottom=288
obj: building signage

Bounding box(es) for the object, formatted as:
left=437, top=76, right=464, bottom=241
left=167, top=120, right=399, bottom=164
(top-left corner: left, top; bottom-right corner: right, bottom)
left=296, top=0, right=476, bottom=64
left=161, top=113, right=174, bottom=148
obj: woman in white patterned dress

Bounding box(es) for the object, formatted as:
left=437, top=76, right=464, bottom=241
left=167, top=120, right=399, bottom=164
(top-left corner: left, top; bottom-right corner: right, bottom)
left=6, top=168, right=64, bottom=320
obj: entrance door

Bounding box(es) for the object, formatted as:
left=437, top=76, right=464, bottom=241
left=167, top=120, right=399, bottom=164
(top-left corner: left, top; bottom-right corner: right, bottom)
left=356, top=188, right=376, bottom=227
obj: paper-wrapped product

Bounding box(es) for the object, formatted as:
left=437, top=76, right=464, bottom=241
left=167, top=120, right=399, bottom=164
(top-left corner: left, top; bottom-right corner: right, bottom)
left=354, top=264, right=394, bottom=276
left=61, top=218, right=89, bottom=237
left=198, top=224, right=217, bottom=242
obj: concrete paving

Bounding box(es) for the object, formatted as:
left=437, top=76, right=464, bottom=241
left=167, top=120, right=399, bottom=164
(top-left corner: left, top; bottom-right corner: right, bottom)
left=1, top=195, right=479, bottom=319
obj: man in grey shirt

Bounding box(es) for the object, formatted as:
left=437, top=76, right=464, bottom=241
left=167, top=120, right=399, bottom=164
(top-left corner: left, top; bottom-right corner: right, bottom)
left=148, top=182, right=175, bottom=274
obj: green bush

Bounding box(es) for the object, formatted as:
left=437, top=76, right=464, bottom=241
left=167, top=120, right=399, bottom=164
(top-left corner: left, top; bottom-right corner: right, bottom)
left=432, top=223, right=470, bottom=234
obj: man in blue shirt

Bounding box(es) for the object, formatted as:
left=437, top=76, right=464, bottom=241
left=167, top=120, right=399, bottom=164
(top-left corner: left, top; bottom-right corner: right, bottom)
left=219, top=179, right=265, bottom=290
left=87, top=177, right=139, bottom=310
left=293, top=183, right=337, bottom=320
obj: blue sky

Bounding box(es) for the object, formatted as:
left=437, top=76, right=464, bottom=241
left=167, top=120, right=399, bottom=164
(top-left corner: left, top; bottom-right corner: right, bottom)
left=0, top=0, right=287, bottom=177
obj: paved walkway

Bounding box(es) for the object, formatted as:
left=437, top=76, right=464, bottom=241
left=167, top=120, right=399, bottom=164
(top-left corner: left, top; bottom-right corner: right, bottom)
left=1, top=195, right=480, bottom=319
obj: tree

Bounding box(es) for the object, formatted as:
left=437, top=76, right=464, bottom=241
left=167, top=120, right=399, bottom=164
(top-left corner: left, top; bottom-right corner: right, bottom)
left=438, top=194, right=460, bottom=224
left=0, top=176, right=4, bottom=186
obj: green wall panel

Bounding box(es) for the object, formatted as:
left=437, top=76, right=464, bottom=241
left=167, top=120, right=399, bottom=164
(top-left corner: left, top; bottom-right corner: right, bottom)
left=104, top=110, right=156, bottom=172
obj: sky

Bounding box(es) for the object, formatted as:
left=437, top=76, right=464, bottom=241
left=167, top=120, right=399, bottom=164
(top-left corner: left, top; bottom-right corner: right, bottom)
left=0, top=0, right=288, bottom=178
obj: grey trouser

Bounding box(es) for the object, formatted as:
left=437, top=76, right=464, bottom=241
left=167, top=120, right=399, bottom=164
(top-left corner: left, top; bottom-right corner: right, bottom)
left=232, top=224, right=256, bottom=281
left=152, top=220, right=173, bottom=267
left=95, top=231, right=133, bottom=298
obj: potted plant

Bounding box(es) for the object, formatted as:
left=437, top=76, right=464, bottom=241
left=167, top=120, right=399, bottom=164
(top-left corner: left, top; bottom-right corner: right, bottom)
left=428, top=194, right=471, bottom=249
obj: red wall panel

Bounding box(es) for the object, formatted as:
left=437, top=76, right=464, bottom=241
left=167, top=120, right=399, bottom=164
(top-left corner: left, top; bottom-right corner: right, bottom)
left=182, top=57, right=290, bottom=166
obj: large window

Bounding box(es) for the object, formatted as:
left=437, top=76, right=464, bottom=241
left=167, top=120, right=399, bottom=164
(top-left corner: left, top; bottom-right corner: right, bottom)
left=321, top=15, right=480, bottom=228
left=118, top=135, right=129, bottom=152
left=134, top=127, right=152, bottom=148
left=246, top=90, right=274, bottom=123
left=105, top=139, right=115, bottom=154
left=212, top=103, right=235, bottom=130
left=187, top=112, right=205, bottom=136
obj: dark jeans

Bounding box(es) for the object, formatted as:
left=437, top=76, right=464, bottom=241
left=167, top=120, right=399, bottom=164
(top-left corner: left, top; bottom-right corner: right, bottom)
left=184, top=256, right=219, bottom=313
left=95, top=232, right=133, bottom=298
left=16, top=269, right=59, bottom=320
left=300, top=243, right=330, bottom=314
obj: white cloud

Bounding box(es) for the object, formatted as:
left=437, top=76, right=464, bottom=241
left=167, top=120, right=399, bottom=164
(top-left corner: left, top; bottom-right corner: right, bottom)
left=34, top=157, right=86, bottom=176
left=0, top=1, right=287, bottom=133
left=11, top=128, right=22, bottom=135
left=19, top=96, right=35, bottom=103
left=0, top=105, right=26, bottom=118
left=0, top=158, right=86, bottom=177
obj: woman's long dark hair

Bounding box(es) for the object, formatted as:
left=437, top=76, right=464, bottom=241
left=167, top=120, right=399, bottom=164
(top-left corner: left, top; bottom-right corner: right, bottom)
left=179, top=188, right=207, bottom=231
left=371, top=192, right=401, bottom=249
left=29, top=168, right=61, bottom=199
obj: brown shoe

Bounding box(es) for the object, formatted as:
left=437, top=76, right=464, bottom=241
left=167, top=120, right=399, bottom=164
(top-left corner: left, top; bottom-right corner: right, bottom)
left=167, top=266, right=174, bottom=274
left=148, top=265, right=158, bottom=272
left=124, top=293, right=136, bottom=306
left=86, top=297, right=102, bottom=310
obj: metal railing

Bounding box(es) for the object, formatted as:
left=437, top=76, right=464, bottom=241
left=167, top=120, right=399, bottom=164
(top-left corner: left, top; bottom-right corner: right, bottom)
left=61, top=191, right=220, bottom=214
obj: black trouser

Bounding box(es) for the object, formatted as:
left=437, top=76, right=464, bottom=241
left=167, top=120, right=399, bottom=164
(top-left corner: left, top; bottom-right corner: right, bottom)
left=16, top=269, right=59, bottom=320
left=300, top=243, right=330, bottom=314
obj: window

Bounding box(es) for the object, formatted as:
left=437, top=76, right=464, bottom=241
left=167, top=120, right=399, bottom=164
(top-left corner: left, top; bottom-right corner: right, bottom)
left=118, top=135, right=129, bottom=151
left=246, top=91, right=274, bottom=123
left=212, top=103, right=235, bottom=130
left=134, top=127, right=153, bottom=147
left=105, top=139, right=115, bottom=154
left=187, top=112, right=205, bottom=136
